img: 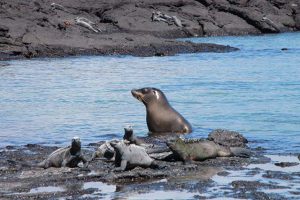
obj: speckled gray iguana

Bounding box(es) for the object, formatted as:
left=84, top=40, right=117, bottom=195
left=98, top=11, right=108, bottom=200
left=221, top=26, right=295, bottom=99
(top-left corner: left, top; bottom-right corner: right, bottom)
left=37, top=137, right=88, bottom=168
left=166, top=138, right=251, bottom=162
left=110, top=140, right=159, bottom=171
left=123, top=127, right=173, bottom=160
left=90, top=140, right=116, bottom=161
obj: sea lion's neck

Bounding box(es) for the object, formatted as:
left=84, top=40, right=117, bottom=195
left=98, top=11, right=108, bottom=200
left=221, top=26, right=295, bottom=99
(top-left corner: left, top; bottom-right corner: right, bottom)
left=146, top=98, right=170, bottom=110
left=146, top=101, right=173, bottom=123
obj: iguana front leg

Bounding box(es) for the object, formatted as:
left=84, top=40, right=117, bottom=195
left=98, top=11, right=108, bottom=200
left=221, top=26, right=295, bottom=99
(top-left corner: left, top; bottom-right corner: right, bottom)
left=79, top=154, right=89, bottom=168
left=62, top=155, right=75, bottom=167
left=114, top=160, right=127, bottom=171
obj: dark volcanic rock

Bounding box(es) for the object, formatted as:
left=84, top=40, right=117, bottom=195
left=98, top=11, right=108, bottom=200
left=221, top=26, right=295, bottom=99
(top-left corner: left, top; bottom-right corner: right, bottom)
left=0, top=25, right=9, bottom=37
left=231, top=180, right=289, bottom=190
left=208, top=129, right=248, bottom=147
left=231, top=180, right=290, bottom=200
left=0, top=0, right=299, bottom=60
left=274, top=162, right=299, bottom=168
left=0, top=143, right=252, bottom=199
left=262, top=170, right=295, bottom=180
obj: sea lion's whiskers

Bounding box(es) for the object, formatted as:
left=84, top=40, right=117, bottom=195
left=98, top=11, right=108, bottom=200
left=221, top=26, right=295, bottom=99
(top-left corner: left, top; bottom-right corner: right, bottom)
left=141, top=96, right=149, bottom=104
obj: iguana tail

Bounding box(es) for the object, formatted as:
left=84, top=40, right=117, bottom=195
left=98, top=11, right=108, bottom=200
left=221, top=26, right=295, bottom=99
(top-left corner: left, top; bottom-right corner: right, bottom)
left=6, top=159, right=34, bottom=168
left=230, top=147, right=251, bottom=158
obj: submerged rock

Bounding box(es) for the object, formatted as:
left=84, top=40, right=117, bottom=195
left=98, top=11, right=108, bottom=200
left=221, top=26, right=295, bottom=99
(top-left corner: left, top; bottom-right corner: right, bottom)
left=274, top=162, right=299, bottom=168
left=262, top=170, right=295, bottom=180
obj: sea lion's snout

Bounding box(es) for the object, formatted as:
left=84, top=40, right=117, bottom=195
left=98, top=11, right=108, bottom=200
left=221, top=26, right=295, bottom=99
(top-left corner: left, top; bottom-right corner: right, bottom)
left=131, top=89, right=143, bottom=102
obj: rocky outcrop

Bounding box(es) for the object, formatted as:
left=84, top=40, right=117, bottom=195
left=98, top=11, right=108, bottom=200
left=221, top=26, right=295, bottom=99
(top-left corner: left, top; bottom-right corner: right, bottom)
left=0, top=0, right=299, bottom=60
left=208, top=129, right=248, bottom=147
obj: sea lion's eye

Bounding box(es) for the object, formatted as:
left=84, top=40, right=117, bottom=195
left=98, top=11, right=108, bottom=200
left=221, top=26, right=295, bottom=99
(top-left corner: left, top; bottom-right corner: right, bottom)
left=143, top=88, right=148, bottom=93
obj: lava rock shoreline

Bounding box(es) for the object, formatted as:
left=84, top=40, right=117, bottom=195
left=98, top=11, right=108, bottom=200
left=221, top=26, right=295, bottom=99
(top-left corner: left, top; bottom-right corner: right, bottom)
left=1, top=137, right=298, bottom=199
left=1, top=0, right=299, bottom=60
left=1, top=128, right=299, bottom=199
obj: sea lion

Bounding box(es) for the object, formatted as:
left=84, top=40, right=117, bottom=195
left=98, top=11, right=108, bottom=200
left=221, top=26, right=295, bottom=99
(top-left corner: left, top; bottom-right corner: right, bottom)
left=167, top=138, right=251, bottom=163
left=37, top=137, right=88, bottom=169
left=131, top=87, right=192, bottom=134
left=110, top=140, right=159, bottom=171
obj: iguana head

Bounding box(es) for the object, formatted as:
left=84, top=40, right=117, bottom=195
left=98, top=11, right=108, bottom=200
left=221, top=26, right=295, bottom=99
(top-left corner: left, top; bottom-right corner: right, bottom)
left=70, top=136, right=81, bottom=154
left=166, top=138, right=186, bottom=151
left=110, top=140, right=129, bottom=154
left=123, top=125, right=134, bottom=141
left=166, top=138, right=188, bottom=161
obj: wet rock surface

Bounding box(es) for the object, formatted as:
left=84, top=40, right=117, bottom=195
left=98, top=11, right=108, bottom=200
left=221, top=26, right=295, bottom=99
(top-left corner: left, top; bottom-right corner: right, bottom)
left=1, top=0, right=299, bottom=60
left=1, top=140, right=299, bottom=199
left=274, top=162, right=299, bottom=168
left=0, top=144, right=239, bottom=199
left=208, top=129, right=248, bottom=147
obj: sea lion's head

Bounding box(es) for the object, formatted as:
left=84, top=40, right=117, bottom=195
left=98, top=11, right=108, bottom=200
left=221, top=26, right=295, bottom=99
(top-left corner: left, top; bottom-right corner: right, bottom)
left=131, top=87, right=167, bottom=106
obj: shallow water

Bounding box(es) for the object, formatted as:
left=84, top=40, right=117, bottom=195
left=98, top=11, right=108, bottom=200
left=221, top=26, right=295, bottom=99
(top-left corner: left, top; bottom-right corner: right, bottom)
left=0, top=33, right=300, bottom=155
left=211, top=155, right=300, bottom=199
left=1, top=32, right=300, bottom=199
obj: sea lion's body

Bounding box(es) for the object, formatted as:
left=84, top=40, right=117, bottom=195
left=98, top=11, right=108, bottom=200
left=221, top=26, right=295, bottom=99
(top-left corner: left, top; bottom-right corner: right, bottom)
left=37, top=137, right=87, bottom=168
left=167, top=138, right=250, bottom=162
left=131, top=88, right=192, bottom=134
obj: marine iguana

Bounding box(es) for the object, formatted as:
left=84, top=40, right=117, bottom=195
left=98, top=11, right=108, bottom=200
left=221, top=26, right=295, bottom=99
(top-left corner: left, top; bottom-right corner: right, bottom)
left=123, top=126, right=144, bottom=146
left=37, top=137, right=88, bottom=168
left=90, top=140, right=116, bottom=161
left=110, top=140, right=159, bottom=171
left=166, top=138, right=251, bottom=162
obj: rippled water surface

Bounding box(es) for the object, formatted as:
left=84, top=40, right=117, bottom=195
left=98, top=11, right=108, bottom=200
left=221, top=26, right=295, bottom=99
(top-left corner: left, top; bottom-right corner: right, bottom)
left=0, top=33, right=300, bottom=154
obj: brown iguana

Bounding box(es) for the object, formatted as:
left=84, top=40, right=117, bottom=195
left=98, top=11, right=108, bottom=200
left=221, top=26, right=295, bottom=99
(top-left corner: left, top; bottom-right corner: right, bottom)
left=166, top=138, right=251, bottom=162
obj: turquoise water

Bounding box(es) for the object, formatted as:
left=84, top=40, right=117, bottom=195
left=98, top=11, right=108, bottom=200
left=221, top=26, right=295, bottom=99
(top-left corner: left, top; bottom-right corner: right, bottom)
left=0, top=33, right=299, bottom=154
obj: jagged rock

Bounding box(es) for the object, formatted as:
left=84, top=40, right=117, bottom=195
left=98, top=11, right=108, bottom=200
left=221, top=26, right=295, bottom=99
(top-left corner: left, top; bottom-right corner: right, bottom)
left=0, top=25, right=9, bottom=37
left=274, top=162, right=299, bottom=168
left=208, top=129, right=248, bottom=147
left=0, top=0, right=299, bottom=60
left=295, top=14, right=300, bottom=29
left=213, top=11, right=260, bottom=35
